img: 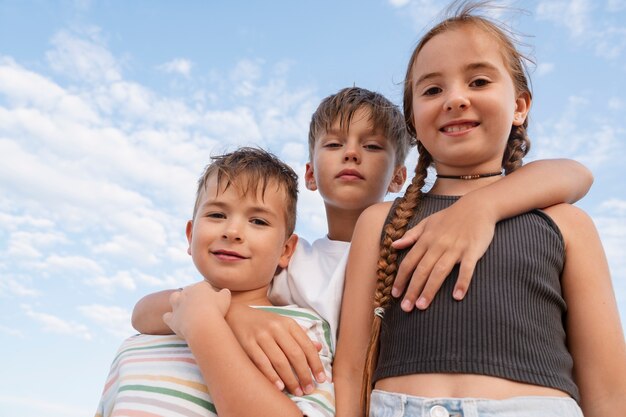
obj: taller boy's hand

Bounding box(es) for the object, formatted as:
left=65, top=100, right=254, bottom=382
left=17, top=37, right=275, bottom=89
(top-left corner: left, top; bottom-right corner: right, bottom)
left=391, top=194, right=497, bottom=311
left=226, top=304, right=326, bottom=396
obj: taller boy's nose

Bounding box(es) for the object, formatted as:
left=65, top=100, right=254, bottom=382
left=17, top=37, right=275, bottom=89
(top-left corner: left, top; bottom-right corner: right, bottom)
left=343, top=146, right=361, bottom=163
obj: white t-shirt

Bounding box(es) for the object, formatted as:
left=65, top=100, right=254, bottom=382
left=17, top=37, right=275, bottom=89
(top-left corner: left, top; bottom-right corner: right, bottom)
left=268, top=236, right=350, bottom=350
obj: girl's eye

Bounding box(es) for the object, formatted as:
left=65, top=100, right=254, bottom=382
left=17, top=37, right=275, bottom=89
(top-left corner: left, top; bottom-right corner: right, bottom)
left=251, top=218, right=269, bottom=226
left=423, top=86, right=442, bottom=96
left=470, top=78, right=490, bottom=87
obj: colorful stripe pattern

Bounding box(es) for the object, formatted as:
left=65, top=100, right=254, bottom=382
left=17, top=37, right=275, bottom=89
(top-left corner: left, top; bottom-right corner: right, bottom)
left=95, top=305, right=335, bottom=417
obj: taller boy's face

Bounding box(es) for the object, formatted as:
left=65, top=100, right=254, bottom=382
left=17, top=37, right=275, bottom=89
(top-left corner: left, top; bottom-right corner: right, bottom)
left=186, top=174, right=296, bottom=296
left=306, top=107, right=405, bottom=212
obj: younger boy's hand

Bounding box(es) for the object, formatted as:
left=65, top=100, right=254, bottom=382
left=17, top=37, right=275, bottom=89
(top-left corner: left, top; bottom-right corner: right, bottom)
left=226, top=304, right=326, bottom=396
left=163, top=281, right=231, bottom=339
left=391, top=195, right=497, bottom=311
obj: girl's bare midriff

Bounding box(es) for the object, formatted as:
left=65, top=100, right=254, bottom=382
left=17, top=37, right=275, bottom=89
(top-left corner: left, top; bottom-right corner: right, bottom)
left=375, top=373, right=570, bottom=399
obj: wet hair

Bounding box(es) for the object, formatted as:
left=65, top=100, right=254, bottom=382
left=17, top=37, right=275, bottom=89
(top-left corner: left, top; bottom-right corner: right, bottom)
left=308, top=86, right=415, bottom=166
left=362, top=1, right=534, bottom=413
left=192, top=147, right=298, bottom=236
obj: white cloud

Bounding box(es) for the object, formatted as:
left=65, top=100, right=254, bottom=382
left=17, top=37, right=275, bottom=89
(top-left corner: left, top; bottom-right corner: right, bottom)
left=158, top=58, right=193, bottom=77
left=78, top=304, right=134, bottom=338
left=0, top=276, right=40, bottom=297
left=0, top=395, right=91, bottom=417
left=46, top=29, right=122, bottom=83
left=388, top=0, right=411, bottom=7
left=536, top=0, right=592, bottom=38
left=21, top=304, right=93, bottom=340
left=37, top=254, right=104, bottom=276
left=608, top=97, right=624, bottom=110
left=0, top=323, right=24, bottom=338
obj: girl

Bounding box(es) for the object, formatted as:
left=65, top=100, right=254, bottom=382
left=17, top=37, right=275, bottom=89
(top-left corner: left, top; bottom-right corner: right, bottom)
left=333, top=2, right=626, bottom=417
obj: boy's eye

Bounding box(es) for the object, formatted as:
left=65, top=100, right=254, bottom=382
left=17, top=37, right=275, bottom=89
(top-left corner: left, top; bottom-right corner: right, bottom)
left=470, top=78, right=490, bottom=87
left=250, top=218, right=269, bottom=226
left=423, top=86, right=442, bottom=96
left=323, top=142, right=342, bottom=148
left=207, top=212, right=225, bottom=219
left=364, top=143, right=383, bottom=151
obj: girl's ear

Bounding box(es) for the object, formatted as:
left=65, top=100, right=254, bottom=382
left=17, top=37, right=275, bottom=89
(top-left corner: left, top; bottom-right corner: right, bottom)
left=513, top=91, right=532, bottom=126
left=387, top=165, right=407, bottom=193
left=185, top=220, right=193, bottom=255
left=304, top=163, right=318, bottom=191
left=278, top=234, right=299, bottom=269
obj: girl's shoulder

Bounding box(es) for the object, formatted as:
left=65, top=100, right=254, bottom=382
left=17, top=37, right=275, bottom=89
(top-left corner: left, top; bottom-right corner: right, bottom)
left=541, top=203, right=597, bottom=246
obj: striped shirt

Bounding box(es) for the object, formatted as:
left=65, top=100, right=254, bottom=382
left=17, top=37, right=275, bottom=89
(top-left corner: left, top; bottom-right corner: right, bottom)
left=96, top=305, right=334, bottom=417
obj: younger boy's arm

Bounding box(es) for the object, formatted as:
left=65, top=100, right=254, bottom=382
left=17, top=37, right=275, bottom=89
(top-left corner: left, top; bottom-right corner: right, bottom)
left=392, top=158, right=593, bottom=311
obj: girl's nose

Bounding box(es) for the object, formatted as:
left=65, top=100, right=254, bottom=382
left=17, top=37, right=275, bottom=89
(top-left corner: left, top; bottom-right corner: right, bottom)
left=444, top=92, right=470, bottom=112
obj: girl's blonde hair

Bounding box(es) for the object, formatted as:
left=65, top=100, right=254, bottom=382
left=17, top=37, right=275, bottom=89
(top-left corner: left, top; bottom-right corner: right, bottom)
left=362, top=1, right=533, bottom=414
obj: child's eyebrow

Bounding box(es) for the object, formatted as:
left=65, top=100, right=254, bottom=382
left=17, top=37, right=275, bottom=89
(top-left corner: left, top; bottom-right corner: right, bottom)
left=414, top=61, right=500, bottom=88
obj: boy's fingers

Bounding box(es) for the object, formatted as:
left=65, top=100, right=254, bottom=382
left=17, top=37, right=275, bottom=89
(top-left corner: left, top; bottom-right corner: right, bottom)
left=393, top=242, right=427, bottom=297
left=275, top=332, right=314, bottom=394
left=257, top=337, right=302, bottom=395
left=415, top=254, right=457, bottom=310
left=453, top=255, right=478, bottom=301
left=391, top=221, right=425, bottom=249
left=246, top=343, right=285, bottom=391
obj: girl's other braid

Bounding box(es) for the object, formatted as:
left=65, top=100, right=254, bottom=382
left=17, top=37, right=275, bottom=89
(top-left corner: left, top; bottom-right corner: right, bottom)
left=361, top=146, right=432, bottom=415
left=503, top=124, right=530, bottom=174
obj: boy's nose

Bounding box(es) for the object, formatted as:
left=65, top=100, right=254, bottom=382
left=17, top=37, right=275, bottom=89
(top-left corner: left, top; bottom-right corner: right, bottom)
left=221, top=223, right=243, bottom=242
left=343, top=146, right=361, bottom=163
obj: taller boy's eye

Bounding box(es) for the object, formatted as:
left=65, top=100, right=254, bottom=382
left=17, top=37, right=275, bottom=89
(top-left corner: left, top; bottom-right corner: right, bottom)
left=207, top=212, right=226, bottom=219
left=364, top=143, right=383, bottom=151
left=323, top=142, right=342, bottom=148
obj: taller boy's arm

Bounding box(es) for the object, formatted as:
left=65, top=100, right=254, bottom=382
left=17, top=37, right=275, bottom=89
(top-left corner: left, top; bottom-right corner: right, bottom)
left=392, top=158, right=593, bottom=310
left=131, top=288, right=326, bottom=395
left=163, top=283, right=307, bottom=417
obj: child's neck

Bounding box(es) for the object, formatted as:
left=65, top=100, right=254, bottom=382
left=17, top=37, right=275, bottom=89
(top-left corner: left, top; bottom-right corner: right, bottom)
left=430, top=176, right=503, bottom=196
left=228, top=286, right=273, bottom=307
left=323, top=204, right=364, bottom=242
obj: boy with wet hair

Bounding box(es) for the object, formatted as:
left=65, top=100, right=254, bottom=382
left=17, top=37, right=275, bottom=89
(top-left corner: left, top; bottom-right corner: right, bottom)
left=97, top=147, right=334, bottom=417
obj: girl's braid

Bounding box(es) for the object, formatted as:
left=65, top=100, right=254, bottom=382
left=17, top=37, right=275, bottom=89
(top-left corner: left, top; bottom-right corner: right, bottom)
left=361, top=145, right=432, bottom=415
left=503, top=123, right=530, bottom=174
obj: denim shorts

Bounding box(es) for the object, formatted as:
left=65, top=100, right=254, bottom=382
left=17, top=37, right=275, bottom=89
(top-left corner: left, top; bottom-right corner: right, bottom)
left=369, top=389, right=583, bottom=417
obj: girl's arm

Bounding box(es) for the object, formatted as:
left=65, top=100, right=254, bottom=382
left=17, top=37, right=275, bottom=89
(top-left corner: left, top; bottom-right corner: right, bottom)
left=392, top=158, right=593, bottom=310
left=163, top=282, right=306, bottom=417
left=545, top=203, right=626, bottom=416
left=334, top=202, right=392, bottom=417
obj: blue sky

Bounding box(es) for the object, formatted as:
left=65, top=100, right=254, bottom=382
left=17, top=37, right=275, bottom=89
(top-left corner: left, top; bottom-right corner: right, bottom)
left=1, top=1, right=625, bottom=416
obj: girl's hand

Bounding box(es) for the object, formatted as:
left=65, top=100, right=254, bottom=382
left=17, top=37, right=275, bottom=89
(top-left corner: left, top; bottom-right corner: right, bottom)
left=391, top=195, right=497, bottom=311
left=163, top=281, right=231, bottom=339
left=226, top=304, right=325, bottom=396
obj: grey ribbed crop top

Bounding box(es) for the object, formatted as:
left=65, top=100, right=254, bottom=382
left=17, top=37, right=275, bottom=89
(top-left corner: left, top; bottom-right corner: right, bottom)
left=373, top=194, right=579, bottom=401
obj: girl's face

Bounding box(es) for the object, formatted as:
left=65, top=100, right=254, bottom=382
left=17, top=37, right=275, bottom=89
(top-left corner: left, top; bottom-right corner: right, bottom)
left=410, top=24, right=530, bottom=177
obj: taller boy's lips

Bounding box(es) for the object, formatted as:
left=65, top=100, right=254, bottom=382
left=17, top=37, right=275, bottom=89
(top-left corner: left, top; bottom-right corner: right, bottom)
left=336, top=169, right=364, bottom=180
left=439, top=120, right=479, bottom=135
left=211, top=249, right=248, bottom=261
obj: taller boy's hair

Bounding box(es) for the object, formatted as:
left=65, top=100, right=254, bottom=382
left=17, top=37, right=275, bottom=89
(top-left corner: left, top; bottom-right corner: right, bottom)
left=308, top=87, right=415, bottom=166
left=192, top=147, right=299, bottom=236
left=362, top=1, right=534, bottom=414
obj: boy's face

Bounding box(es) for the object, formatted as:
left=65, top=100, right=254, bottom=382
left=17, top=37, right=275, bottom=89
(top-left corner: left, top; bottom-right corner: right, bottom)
left=305, top=107, right=406, bottom=212
left=186, top=174, right=297, bottom=295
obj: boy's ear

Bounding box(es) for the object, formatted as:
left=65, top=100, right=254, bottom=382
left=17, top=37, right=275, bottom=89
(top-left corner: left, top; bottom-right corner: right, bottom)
left=304, top=163, right=318, bottom=191
left=513, top=91, right=531, bottom=126
left=387, top=165, right=407, bottom=193
left=278, top=234, right=299, bottom=269
left=185, top=220, right=193, bottom=255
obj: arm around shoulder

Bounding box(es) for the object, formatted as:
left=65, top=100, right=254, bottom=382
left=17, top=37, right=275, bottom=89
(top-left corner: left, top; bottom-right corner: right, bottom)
left=544, top=203, right=626, bottom=416
left=131, top=289, right=177, bottom=334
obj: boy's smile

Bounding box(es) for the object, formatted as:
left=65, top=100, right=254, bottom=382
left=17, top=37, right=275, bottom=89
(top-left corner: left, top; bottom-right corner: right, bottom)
left=186, top=174, right=297, bottom=304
